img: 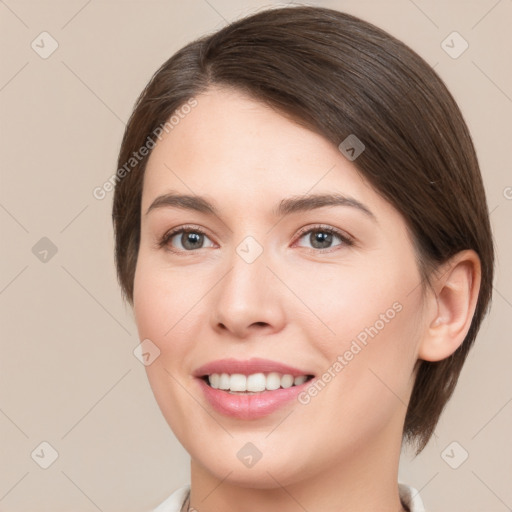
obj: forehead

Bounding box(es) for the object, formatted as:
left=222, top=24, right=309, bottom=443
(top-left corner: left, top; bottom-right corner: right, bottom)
left=142, top=87, right=389, bottom=217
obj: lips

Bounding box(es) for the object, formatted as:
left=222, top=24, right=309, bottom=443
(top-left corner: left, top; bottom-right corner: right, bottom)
left=193, top=358, right=316, bottom=420
left=193, top=357, right=314, bottom=378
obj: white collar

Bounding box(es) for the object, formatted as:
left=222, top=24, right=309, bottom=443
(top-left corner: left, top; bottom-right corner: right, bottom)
left=399, top=482, right=426, bottom=511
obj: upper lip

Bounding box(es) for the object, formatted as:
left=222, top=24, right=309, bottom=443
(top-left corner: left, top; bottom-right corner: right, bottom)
left=193, top=358, right=314, bottom=378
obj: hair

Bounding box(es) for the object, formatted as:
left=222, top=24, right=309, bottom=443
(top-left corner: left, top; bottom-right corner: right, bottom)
left=112, top=5, right=494, bottom=452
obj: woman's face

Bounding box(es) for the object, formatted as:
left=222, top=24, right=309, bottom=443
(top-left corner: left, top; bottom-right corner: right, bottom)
left=133, top=87, right=428, bottom=487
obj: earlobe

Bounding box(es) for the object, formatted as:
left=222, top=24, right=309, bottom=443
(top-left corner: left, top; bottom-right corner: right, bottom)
left=418, top=250, right=482, bottom=362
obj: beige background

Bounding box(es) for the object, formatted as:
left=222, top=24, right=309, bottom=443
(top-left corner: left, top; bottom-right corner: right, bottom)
left=0, top=0, right=511, bottom=511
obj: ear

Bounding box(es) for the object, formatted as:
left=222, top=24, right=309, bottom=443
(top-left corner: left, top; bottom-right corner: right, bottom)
left=418, top=250, right=482, bottom=362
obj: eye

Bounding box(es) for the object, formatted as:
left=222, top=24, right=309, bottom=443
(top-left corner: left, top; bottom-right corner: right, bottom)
left=159, top=226, right=215, bottom=252
left=295, top=225, right=353, bottom=251
left=158, top=224, right=353, bottom=253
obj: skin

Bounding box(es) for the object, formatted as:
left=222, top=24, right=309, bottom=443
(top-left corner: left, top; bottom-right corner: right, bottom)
left=133, top=87, right=481, bottom=512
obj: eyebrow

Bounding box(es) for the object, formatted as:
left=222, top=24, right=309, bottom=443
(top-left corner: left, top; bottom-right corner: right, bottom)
left=145, top=191, right=376, bottom=221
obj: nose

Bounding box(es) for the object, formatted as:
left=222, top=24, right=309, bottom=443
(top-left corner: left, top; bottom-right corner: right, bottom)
left=210, top=244, right=287, bottom=339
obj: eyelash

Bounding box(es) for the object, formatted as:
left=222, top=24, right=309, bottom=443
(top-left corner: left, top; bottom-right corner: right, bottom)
left=158, top=224, right=354, bottom=254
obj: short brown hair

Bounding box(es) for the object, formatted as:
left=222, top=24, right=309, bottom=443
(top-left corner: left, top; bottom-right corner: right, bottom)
left=112, top=6, right=494, bottom=452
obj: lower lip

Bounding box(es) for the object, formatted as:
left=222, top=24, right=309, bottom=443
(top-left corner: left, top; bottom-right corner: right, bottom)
left=196, top=378, right=312, bottom=420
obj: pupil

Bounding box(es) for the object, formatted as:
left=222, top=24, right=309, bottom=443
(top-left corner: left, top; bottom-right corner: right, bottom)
left=311, top=231, right=332, bottom=249
left=183, top=232, right=203, bottom=250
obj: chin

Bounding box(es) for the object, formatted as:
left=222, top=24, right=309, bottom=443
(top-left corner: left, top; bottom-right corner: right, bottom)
left=199, top=457, right=303, bottom=490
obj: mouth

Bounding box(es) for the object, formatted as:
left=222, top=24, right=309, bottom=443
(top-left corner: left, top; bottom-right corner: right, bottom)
left=199, top=372, right=315, bottom=394
left=192, top=358, right=316, bottom=418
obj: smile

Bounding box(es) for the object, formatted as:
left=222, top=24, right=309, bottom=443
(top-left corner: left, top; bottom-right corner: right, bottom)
left=193, top=358, right=316, bottom=419
left=204, top=372, right=313, bottom=393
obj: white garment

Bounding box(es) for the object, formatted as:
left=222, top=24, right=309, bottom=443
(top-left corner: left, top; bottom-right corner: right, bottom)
left=152, top=482, right=426, bottom=511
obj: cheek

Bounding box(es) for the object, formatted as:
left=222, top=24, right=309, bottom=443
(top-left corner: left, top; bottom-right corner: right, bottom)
left=132, top=258, right=193, bottom=403
left=294, top=255, right=422, bottom=410
left=133, top=261, right=167, bottom=341
left=320, top=290, right=423, bottom=433
left=287, top=253, right=419, bottom=346
left=133, top=255, right=200, bottom=342
left=133, top=258, right=202, bottom=440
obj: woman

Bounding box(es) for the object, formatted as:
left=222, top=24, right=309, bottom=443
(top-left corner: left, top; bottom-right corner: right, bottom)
left=112, top=6, right=494, bottom=512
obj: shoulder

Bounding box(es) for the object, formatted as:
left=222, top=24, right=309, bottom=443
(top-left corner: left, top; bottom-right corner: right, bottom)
left=151, top=485, right=190, bottom=512
left=399, top=482, right=426, bottom=512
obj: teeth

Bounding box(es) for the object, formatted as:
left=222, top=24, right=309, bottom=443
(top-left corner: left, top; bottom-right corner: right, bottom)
left=209, top=373, right=220, bottom=389
left=207, top=372, right=310, bottom=392
left=230, top=374, right=247, bottom=392
left=219, top=373, right=230, bottom=390
left=266, top=372, right=281, bottom=390
left=293, top=375, right=307, bottom=386
left=247, top=373, right=266, bottom=392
